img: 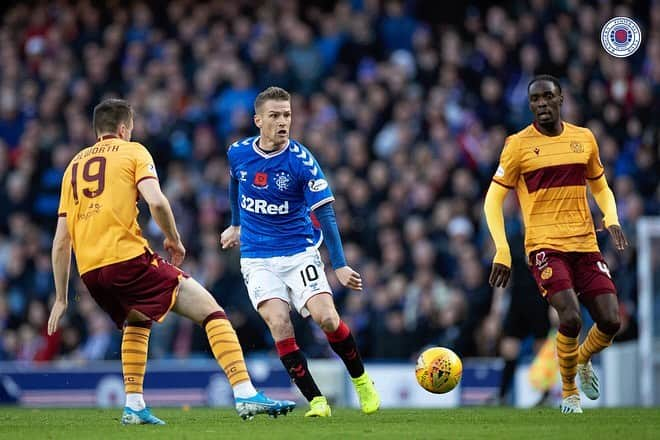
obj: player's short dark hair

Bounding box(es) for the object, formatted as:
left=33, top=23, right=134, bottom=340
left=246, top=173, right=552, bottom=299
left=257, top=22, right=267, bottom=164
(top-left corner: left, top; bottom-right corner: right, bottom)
left=527, top=75, right=562, bottom=95
left=93, top=99, right=133, bottom=136
left=254, top=86, right=290, bottom=113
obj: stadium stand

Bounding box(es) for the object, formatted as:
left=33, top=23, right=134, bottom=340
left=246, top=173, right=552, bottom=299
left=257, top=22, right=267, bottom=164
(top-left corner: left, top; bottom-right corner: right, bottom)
left=0, top=0, right=657, bottom=363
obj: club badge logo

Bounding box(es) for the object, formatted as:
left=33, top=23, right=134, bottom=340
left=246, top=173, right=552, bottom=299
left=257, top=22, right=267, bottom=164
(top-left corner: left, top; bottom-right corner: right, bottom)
left=275, top=172, right=291, bottom=191
left=570, top=142, right=584, bottom=153
left=601, top=17, right=642, bottom=58
left=541, top=267, right=553, bottom=280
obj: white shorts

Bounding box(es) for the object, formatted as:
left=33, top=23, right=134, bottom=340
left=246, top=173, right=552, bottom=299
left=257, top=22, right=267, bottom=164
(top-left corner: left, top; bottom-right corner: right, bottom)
left=240, top=248, right=332, bottom=318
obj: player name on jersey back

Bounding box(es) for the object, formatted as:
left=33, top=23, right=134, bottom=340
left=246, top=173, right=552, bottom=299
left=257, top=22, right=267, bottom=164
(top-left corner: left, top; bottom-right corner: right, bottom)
left=228, top=136, right=334, bottom=259
left=59, top=137, right=157, bottom=274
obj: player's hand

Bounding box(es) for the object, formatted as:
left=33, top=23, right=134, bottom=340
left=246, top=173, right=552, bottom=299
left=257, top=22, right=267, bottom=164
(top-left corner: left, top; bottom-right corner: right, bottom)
left=489, top=263, right=511, bottom=288
left=607, top=224, right=629, bottom=252
left=335, top=266, right=362, bottom=291
left=220, top=226, right=241, bottom=249
left=164, top=237, right=185, bottom=266
left=47, top=299, right=67, bottom=336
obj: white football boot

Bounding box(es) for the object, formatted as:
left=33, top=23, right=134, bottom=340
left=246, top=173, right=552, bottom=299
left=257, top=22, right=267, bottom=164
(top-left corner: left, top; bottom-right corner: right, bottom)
left=577, top=360, right=600, bottom=400
left=560, top=394, right=583, bottom=414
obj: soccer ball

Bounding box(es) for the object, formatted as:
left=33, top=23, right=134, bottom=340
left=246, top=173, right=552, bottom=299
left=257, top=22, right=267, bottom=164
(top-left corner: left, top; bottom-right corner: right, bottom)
left=415, top=347, right=462, bottom=394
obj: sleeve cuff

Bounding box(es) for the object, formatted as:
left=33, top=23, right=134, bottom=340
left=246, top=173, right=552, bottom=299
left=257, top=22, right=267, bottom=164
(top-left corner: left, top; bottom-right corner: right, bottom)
left=58, top=213, right=66, bottom=217
left=493, top=249, right=512, bottom=267
left=136, top=175, right=158, bottom=185
left=492, top=179, right=514, bottom=189
left=586, top=171, right=604, bottom=180
left=310, top=196, right=335, bottom=211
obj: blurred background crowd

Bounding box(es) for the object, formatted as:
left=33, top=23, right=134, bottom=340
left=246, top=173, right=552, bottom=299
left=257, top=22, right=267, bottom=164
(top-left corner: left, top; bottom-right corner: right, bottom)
left=0, top=0, right=658, bottom=364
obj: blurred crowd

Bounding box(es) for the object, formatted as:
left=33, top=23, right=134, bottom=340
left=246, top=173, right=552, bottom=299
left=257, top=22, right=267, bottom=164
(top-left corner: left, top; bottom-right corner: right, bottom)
left=0, top=0, right=658, bottom=364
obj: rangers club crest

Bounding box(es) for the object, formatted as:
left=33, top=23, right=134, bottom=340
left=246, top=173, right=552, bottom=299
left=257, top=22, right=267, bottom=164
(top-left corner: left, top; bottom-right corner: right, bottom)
left=275, top=172, right=291, bottom=191
left=601, top=17, right=642, bottom=58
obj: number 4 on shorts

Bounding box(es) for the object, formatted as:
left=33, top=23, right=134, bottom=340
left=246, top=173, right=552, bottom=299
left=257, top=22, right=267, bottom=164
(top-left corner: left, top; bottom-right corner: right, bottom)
left=596, top=261, right=611, bottom=278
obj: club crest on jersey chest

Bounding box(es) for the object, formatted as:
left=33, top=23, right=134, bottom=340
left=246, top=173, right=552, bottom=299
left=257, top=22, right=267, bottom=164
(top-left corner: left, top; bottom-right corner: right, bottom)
left=274, top=171, right=292, bottom=191
left=570, top=141, right=584, bottom=153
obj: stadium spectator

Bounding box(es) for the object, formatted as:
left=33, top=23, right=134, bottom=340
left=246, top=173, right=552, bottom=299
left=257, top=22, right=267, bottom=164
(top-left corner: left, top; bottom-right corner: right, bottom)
left=0, top=0, right=656, bottom=365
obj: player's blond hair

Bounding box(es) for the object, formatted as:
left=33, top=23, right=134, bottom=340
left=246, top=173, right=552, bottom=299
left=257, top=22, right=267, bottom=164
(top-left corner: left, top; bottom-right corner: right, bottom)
left=254, top=86, right=290, bottom=113
left=93, top=98, right=134, bottom=136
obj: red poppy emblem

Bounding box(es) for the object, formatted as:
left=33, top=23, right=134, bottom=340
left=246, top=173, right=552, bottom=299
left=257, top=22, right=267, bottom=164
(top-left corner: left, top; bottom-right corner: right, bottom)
left=254, top=172, right=268, bottom=187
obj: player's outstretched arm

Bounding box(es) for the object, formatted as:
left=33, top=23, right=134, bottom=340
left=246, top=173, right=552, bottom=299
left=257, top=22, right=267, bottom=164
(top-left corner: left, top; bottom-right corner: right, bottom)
left=48, top=217, right=72, bottom=335
left=138, top=178, right=185, bottom=265
left=484, top=182, right=512, bottom=288
left=588, top=174, right=628, bottom=251
left=221, top=176, right=241, bottom=249
left=314, top=202, right=362, bottom=291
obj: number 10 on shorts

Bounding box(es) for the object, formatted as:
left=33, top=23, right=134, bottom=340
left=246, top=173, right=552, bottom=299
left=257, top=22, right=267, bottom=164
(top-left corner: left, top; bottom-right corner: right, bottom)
left=300, top=264, right=319, bottom=287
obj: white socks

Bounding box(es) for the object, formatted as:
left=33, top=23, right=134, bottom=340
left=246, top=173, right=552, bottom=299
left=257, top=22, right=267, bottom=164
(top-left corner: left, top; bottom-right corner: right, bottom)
left=126, top=384, right=258, bottom=409
left=126, top=393, right=146, bottom=411
left=233, top=381, right=258, bottom=399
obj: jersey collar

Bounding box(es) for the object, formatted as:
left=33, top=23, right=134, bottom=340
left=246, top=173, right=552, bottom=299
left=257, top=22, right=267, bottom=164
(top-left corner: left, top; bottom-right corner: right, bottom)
left=98, top=134, right=118, bottom=141
left=252, top=136, right=290, bottom=159
left=532, top=121, right=565, bottom=137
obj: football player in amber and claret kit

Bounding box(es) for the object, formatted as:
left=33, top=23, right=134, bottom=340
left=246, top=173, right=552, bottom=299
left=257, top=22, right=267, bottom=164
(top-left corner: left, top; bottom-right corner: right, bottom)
left=48, top=98, right=294, bottom=424
left=483, top=75, right=628, bottom=414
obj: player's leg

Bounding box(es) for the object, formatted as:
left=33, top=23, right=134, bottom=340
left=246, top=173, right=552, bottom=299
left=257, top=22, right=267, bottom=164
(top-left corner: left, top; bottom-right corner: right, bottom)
left=173, top=277, right=295, bottom=419
left=121, top=310, right=165, bottom=425
left=579, top=292, right=620, bottom=364
left=80, top=261, right=166, bottom=425
left=243, top=254, right=329, bottom=416
left=306, top=293, right=365, bottom=378
left=306, top=293, right=380, bottom=414
left=256, top=298, right=327, bottom=416
left=547, top=289, right=583, bottom=413
left=575, top=294, right=618, bottom=400
left=530, top=250, right=582, bottom=413
left=575, top=252, right=620, bottom=400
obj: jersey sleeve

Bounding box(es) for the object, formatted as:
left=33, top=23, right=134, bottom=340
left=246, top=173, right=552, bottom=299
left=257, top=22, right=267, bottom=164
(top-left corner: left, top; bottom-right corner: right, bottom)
left=57, top=165, right=73, bottom=218
left=586, top=129, right=605, bottom=180
left=298, top=148, right=334, bottom=210
left=133, top=143, right=158, bottom=184
left=227, top=142, right=237, bottom=178
left=492, top=135, right=520, bottom=189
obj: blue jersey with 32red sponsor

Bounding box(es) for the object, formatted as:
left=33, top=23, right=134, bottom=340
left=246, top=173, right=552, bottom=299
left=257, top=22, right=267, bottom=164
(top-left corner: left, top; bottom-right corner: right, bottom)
left=227, top=136, right=334, bottom=258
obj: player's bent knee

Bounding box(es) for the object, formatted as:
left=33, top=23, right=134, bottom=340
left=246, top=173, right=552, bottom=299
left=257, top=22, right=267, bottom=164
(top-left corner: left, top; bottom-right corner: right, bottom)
left=174, top=278, right=225, bottom=324
left=316, top=314, right=340, bottom=332
left=264, top=314, right=294, bottom=338
left=598, top=316, right=621, bottom=336
left=559, top=312, right=582, bottom=336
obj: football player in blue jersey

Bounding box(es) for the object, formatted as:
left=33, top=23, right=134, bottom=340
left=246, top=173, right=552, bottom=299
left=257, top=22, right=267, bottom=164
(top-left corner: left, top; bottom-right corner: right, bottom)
left=221, top=87, right=380, bottom=417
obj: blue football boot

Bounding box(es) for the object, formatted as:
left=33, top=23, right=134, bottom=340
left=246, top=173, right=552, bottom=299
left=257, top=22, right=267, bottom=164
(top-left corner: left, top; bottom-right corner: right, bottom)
left=121, top=407, right=166, bottom=425
left=235, top=391, right=296, bottom=420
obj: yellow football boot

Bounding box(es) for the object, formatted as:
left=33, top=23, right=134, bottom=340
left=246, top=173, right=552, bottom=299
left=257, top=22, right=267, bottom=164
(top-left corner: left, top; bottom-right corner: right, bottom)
left=351, top=372, right=380, bottom=414
left=304, top=396, right=332, bottom=417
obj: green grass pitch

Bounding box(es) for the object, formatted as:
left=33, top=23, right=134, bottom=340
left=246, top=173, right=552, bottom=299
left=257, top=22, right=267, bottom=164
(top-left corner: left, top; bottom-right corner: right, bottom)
left=1, top=407, right=658, bottom=439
